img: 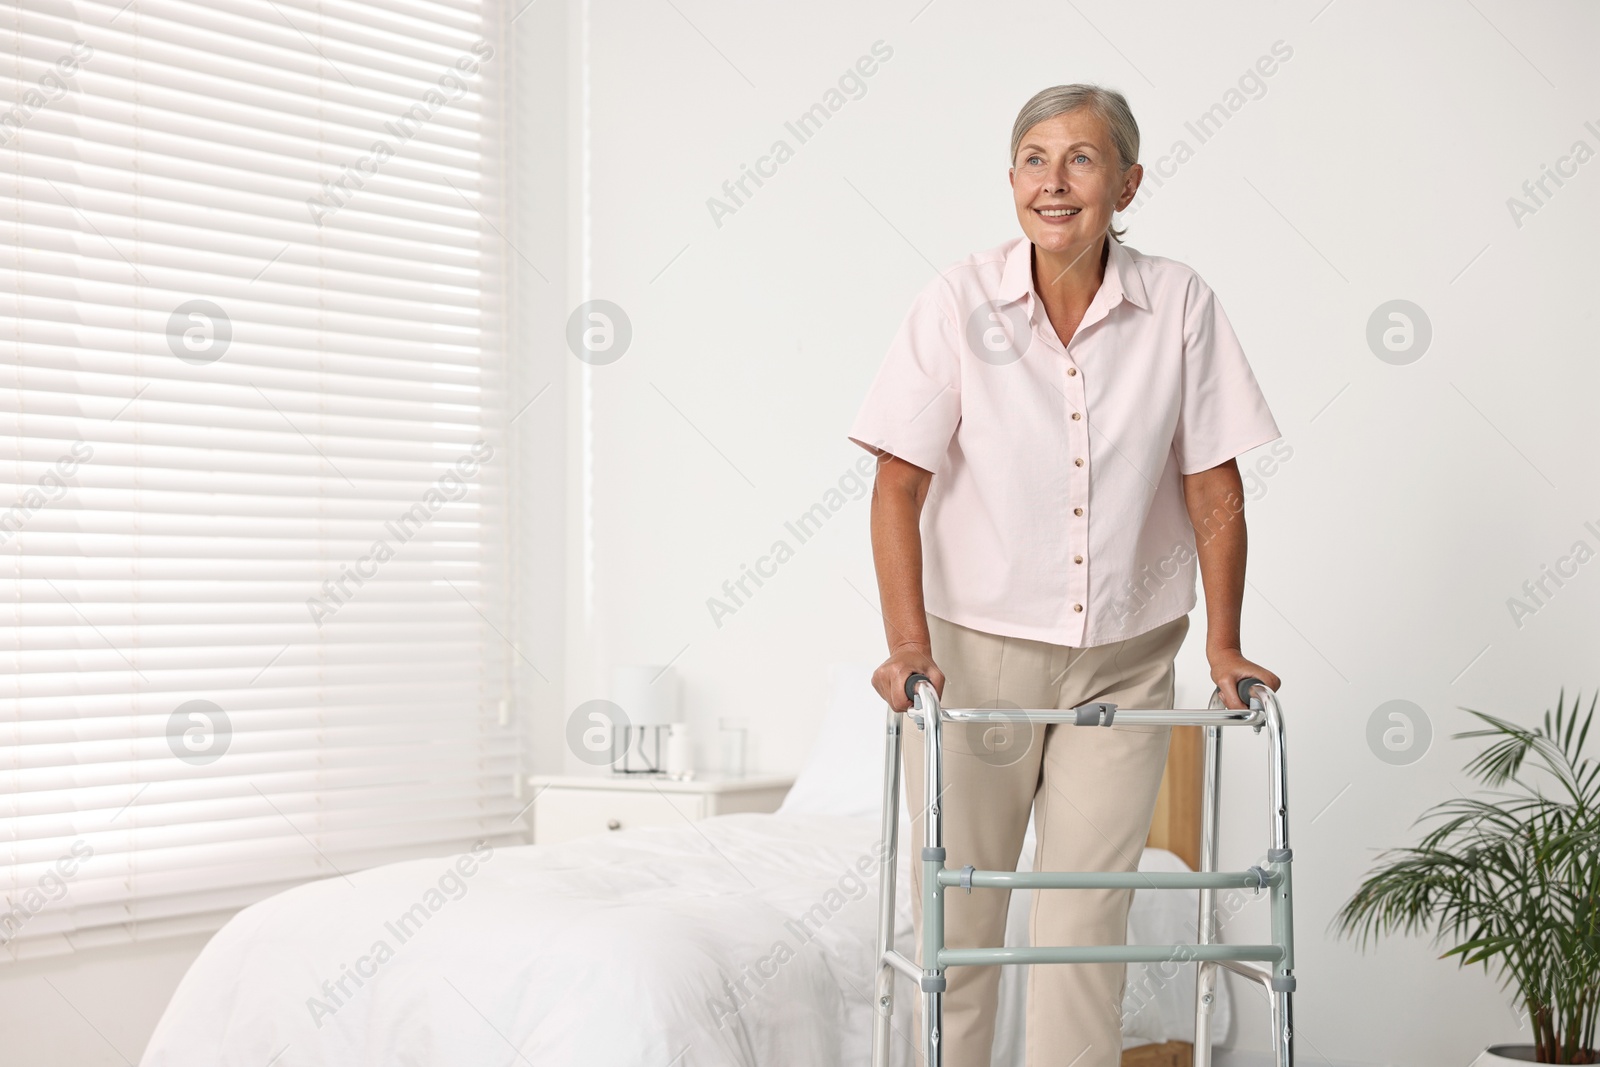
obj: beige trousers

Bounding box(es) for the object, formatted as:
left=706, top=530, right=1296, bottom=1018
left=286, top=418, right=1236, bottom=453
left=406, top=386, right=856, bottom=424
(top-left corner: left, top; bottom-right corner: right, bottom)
left=903, top=611, right=1189, bottom=1067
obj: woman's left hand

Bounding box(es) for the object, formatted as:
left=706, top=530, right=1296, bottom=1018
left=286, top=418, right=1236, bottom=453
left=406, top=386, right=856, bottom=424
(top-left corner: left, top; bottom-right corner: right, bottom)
left=1208, top=649, right=1281, bottom=709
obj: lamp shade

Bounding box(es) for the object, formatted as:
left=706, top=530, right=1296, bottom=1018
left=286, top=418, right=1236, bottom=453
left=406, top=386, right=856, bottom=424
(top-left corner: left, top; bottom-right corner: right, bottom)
left=611, top=664, right=681, bottom=726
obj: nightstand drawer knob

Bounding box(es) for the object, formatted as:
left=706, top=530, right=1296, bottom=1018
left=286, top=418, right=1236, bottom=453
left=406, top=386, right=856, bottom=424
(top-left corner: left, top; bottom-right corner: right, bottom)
left=606, top=818, right=622, bottom=831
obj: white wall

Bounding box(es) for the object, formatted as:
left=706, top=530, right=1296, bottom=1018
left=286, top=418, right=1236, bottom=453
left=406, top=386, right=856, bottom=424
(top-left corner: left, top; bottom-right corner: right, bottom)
left=0, top=934, right=210, bottom=1066
left=562, top=1, right=1600, bottom=1064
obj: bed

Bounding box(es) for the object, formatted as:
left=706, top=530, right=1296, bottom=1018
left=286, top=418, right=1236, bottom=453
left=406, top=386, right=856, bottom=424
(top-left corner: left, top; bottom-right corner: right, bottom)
left=140, top=666, right=1229, bottom=1066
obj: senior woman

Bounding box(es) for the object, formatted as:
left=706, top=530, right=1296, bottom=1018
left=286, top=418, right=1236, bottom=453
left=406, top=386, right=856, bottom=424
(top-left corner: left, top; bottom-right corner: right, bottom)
left=847, top=84, right=1283, bottom=1066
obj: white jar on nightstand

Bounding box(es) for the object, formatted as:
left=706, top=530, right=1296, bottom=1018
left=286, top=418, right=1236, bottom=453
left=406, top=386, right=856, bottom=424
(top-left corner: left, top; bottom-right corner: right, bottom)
left=665, top=723, right=693, bottom=777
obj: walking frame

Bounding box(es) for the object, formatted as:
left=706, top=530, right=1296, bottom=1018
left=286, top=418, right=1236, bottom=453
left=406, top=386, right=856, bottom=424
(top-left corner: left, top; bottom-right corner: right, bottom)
left=871, top=674, right=1295, bottom=1067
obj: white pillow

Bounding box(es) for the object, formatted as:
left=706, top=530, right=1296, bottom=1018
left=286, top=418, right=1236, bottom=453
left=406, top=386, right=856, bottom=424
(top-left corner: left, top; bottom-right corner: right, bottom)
left=777, top=662, right=896, bottom=818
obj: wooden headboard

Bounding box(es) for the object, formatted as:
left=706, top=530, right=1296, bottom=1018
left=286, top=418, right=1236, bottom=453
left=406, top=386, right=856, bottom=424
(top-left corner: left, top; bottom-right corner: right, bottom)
left=1145, top=725, right=1203, bottom=872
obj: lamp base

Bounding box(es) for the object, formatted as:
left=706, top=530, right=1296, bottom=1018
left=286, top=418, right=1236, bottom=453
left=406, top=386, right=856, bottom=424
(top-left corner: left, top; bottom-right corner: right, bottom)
left=610, top=724, right=670, bottom=774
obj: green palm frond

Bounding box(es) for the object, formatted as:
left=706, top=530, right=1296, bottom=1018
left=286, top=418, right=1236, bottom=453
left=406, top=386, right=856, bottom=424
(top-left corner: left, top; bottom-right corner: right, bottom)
left=1332, top=691, right=1600, bottom=1064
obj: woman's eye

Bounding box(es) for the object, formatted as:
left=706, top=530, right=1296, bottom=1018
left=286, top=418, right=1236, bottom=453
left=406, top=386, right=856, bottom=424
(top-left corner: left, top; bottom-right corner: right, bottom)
left=1072, top=154, right=1091, bottom=165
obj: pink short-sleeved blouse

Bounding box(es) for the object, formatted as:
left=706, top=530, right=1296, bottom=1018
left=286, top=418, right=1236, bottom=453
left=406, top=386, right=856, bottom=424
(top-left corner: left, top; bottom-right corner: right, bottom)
left=848, top=235, right=1280, bottom=647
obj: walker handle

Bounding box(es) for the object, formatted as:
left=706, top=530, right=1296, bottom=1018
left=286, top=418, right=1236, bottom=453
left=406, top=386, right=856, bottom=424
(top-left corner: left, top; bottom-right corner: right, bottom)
left=905, top=672, right=932, bottom=702
left=1237, top=676, right=1267, bottom=704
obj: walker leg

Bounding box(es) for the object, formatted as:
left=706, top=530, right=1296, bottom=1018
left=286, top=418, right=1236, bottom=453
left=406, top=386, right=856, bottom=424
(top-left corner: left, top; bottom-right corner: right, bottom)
left=1194, top=962, right=1218, bottom=1064
left=1193, top=720, right=1223, bottom=1067
left=872, top=708, right=903, bottom=1067
left=1271, top=989, right=1294, bottom=1067
left=1268, top=857, right=1297, bottom=1067
left=920, top=688, right=945, bottom=1067
left=1264, top=693, right=1295, bottom=1067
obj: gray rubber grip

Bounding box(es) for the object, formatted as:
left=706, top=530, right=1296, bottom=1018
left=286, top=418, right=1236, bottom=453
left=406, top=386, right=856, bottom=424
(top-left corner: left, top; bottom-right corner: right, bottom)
left=1236, top=677, right=1265, bottom=703
left=905, top=673, right=931, bottom=701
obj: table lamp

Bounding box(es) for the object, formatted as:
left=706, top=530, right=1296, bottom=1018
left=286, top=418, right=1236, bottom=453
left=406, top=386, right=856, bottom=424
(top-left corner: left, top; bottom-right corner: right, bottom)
left=609, top=664, right=681, bottom=774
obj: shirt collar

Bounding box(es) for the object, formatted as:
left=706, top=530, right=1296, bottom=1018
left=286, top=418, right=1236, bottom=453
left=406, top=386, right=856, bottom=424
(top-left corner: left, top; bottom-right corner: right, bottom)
left=997, top=234, right=1150, bottom=313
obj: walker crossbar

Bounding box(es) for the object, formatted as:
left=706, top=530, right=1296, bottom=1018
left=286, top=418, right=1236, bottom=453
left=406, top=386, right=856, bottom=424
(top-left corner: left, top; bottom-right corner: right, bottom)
left=870, top=676, right=1295, bottom=1067
left=934, top=869, right=1283, bottom=891
left=911, top=707, right=1264, bottom=727
left=939, top=944, right=1286, bottom=966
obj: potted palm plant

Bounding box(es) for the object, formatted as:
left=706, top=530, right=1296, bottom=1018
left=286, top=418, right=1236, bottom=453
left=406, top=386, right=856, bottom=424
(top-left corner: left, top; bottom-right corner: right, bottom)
left=1333, top=691, right=1600, bottom=1064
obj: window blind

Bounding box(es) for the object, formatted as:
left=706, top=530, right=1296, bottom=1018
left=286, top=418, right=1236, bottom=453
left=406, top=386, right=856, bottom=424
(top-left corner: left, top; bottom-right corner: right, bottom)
left=1, top=0, right=519, bottom=960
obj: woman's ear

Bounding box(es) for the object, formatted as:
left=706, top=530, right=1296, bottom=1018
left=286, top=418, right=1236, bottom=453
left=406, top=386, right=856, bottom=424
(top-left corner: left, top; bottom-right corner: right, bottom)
left=1116, top=163, right=1143, bottom=212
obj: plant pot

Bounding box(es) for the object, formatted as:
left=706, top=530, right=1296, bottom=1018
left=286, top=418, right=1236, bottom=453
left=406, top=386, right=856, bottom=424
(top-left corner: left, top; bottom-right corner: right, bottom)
left=1470, top=1046, right=1600, bottom=1065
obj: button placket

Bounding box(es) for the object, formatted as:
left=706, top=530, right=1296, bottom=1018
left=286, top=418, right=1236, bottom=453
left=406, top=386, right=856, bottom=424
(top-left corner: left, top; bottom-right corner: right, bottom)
left=1065, top=355, right=1089, bottom=639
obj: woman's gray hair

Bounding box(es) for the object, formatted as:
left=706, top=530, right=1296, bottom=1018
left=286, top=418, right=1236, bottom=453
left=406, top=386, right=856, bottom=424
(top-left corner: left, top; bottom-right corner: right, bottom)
left=1010, top=84, right=1139, bottom=241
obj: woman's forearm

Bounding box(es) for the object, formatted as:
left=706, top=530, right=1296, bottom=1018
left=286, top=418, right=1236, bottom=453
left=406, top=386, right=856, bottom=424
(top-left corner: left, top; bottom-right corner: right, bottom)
left=1195, top=509, right=1245, bottom=656
left=1182, top=458, right=1281, bottom=707
left=1183, top=459, right=1247, bottom=654
left=869, top=454, right=934, bottom=654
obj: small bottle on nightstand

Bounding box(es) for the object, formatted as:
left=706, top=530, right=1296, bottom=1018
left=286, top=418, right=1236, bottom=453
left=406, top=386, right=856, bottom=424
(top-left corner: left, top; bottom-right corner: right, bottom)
left=665, top=723, right=694, bottom=779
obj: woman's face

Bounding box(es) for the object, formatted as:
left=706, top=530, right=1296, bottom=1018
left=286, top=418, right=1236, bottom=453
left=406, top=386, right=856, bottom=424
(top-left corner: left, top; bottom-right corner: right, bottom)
left=1009, top=109, right=1141, bottom=259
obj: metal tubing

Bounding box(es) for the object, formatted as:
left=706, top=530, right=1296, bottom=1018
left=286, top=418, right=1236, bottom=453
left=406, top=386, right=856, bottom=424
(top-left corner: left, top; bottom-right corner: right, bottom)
left=1193, top=692, right=1226, bottom=1067
left=882, top=948, right=922, bottom=985
left=934, top=706, right=1263, bottom=727
left=1213, top=958, right=1273, bottom=985
left=1261, top=687, right=1291, bottom=853
left=1259, top=686, right=1295, bottom=1067
left=877, top=678, right=1295, bottom=1067
left=917, top=678, right=945, bottom=1067
left=1272, top=989, right=1294, bottom=1067
left=938, top=943, right=1285, bottom=967
left=934, top=868, right=1282, bottom=891
left=871, top=708, right=903, bottom=1067
left=923, top=989, right=942, bottom=1065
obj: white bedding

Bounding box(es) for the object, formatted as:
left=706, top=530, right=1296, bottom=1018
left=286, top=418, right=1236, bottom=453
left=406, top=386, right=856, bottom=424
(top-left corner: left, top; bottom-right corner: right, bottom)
left=141, top=810, right=1227, bottom=1067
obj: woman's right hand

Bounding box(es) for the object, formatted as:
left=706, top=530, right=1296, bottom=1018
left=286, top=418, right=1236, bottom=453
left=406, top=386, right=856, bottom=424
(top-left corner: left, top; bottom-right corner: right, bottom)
left=873, top=647, right=944, bottom=713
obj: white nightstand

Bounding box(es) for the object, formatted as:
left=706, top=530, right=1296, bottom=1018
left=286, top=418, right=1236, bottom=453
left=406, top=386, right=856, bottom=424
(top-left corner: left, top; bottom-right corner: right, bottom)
left=525, top=772, right=795, bottom=845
